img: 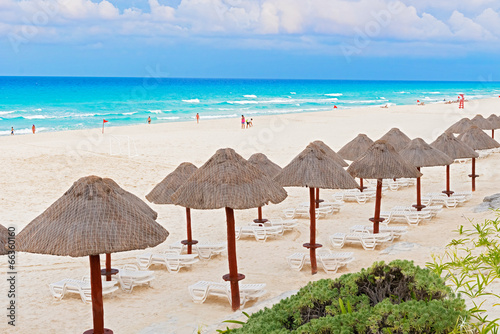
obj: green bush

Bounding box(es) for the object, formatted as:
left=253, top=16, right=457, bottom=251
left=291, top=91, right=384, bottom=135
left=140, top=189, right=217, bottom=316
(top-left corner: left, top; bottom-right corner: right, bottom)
left=230, top=260, right=467, bottom=333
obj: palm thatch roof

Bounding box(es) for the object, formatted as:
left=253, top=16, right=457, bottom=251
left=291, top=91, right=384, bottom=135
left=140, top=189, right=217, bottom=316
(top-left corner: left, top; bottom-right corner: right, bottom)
left=171, top=148, right=287, bottom=210
left=16, top=176, right=169, bottom=257
left=102, top=178, right=157, bottom=219
left=311, top=141, right=348, bottom=167
left=446, top=118, right=474, bottom=134
left=146, top=162, right=198, bottom=205
left=347, top=140, right=422, bottom=179
left=274, top=142, right=359, bottom=189
left=471, top=114, right=495, bottom=130
left=337, top=134, right=374, bottom=162
left=457, top=126, right=500, bottom=150
left=487, top=114, right=500, bottom=129
left=0, top=225, right=9, bottom=255
left=378, top=128, right=411, bottom=151
left=430, top=132, right=479, bottom=159
left=399, top=138, right=453, bottom=168
left=247, top=153, right=282, bottom=178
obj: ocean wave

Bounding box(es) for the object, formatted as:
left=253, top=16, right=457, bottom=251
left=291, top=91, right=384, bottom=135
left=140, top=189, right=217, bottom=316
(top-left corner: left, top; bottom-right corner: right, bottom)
left=424, top=92, right=441, bottom=94
left=396, top=91, right=408, bottom=94
left=243, top=95, right=257, bottom=98
left=380, top=97, right=386, bottom=100
left=344, top=100, right=380, bottom=104
left=158, top=116, right=180, bottom=120
left=290, top=92, right=296, bottom=94
left=0, top=111, right=16, bottom=116
left=148, top=110, right=162, bottom=114
left=325, top=93, right=342, bottom=96
left=202, top=114, right=238, bottom=119
left=182, top=99, right=200, bottom=103
left=122, top=112, right=137, bottom=115
left=1, top=127, right=48, bottom=135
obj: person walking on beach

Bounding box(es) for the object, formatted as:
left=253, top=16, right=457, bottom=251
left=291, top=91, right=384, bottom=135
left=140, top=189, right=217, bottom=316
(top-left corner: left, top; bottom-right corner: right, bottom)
left=11, top=127, right=14, bottom=135
left=249, top=118, right=253, bottom=127
left=147, top=116, right=151, bottom=124
left=196, top=113, right=200, bottom=124
left=241, top=115, right=245, bottom=129
left=32, top=124, right=36, bottom=134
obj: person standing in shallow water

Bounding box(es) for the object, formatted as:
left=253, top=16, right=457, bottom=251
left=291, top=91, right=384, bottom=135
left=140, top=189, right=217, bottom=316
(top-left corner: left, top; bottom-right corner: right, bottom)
left=196, top=113, right=199, bottom=124
left=32, top=124, right=36, bottom=134
left=241, top=115, right=245, bottom=129
left=11, top=127, right=14, bottom=135
left=147, top=116, right=151, bottom=124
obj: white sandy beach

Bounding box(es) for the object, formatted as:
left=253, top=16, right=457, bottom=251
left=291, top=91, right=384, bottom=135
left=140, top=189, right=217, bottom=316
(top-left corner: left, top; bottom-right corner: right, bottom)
left=1, top=97, right=500, bottom=333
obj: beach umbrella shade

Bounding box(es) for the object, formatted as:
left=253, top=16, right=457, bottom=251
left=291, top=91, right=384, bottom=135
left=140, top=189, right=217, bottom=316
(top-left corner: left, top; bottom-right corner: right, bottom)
left=379, top=128, right=411, bottom=152
left=457, top=126, right=500, bottom=191
left=15, top=176, right=169, bottom=334
left=399, top=138, right=453, bottom=210
left=274, top=142, right=358, bottom=275
left=146, top=162, right=198, bottom=254
left=486, top=114, right=500, bottom=139
left=171, top=148, right=287, bottom=311
left=347, top=140, right=422, bottom=233
left=430, top=132, right=479, bottom=196
left=337, top=133, right=375, bottom=191
left=247, top=153, right=282, bottom=224
left=101, top=178, right=158, bottom=279
left=311, top=140, right=349, bottom=205
left=471, top=114, right=495, bottom=131
left=446, top=118, right=474, bottom=134
left=1, top=224, right=9, bottom=255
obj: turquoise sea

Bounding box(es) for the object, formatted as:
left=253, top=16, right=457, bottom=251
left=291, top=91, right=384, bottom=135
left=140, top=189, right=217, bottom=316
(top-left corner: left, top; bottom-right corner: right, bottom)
left=1, top=77, right=500, bottom=136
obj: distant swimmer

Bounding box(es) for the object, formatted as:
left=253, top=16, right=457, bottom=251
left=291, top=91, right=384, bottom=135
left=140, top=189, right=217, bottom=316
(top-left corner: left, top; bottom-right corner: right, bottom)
left=11, top=127, right=14, bottom=135
left=196, top=113, right=199, bottom=124
left=32, top=124, right=36, bottom=134
left=147, top=116, right=151, bottom=124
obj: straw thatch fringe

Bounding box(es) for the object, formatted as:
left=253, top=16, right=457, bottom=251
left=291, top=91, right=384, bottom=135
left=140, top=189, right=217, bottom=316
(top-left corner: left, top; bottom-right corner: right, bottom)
left=446, top=118, right=474, bottom=134
left=171, top=148, right=287, bottom=210
left=457, top=126, right=500, bottom=150
left=337, top=134, right=374, bottom=161
left=379, top=128, right=411, bottom=151
left=487, top=115, right=500, bottom=129
left=0, top=225, right=9, bottom=255
left=399, top=138, right=453, bottom=167
left=146, top=162, right=198, bottom=204
left=471, top=114, right=495, bottom=130
left=430, top=132, right=478, bottom=159
left=311, top=141, right=348, bottom=167
left=274, top=142, right=359, bottom=189
left=247, top=153, right=282, bottom=178
left=16, top=176, right=169, bottom=257
left=347, top=140, right=422, bottom=179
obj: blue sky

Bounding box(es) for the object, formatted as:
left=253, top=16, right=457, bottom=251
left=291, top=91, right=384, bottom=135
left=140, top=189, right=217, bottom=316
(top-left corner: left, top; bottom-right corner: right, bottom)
left=1, top=0, right=500, bottom=80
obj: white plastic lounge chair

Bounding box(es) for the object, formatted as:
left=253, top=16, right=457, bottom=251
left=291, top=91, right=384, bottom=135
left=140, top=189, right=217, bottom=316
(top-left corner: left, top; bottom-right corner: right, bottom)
left=329, top=232, right=391, bottom=250
left=333, top=190, right=369, bottom=204
left=391, top=205, right=443, bottom=218
left=169, top=241, right=226, bottom=260
left=113, top=264, right=155, bottom=293
left=137, top=251, right=199, bottom=272
left=236, top=225, right=283, bottom=241
left=423, top=193, right=466, bottom=208
left=426, top=192, right=469, bottom=203
left=267, top=217, right=299, bottom=231
left=188, top=281, right=266, bottom=308
left=349, top=224, right=408, bottom=241
left=380, top=210, right=432, bottom=226
left=49, top=277, right=118, bottom=304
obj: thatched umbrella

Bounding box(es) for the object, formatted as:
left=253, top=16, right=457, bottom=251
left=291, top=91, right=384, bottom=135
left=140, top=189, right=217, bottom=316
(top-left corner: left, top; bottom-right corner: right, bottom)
left=379, top=128, right=411, bottom=152
left=399, top=138, right=453, bottom=210
left=102, top=178, right=158, bottom=279
left=430, top=132, right=479, bottom=196
left=146, top=162, right=198, bottom=254
left=16, top=176, right=169, bottom=334
left=347, top=141, right=422, bottom=233
left=171, top=148, right=287, bottom=311
left=337, top=134, right=375, bottom=191
left=1, top=224, right=9, bottom=255
left=486, top=114, right=500, bottom=139
left=247, top=153, right=282, bottom=224
left=311, top=140, right=349, bottom=206
left=471, top=114, right=495, bottom=131
left=274, top=142, right=358, bottom=275
left=446, top=118, right=474, bottom=134
left=457, top=126, right=500, bottom=191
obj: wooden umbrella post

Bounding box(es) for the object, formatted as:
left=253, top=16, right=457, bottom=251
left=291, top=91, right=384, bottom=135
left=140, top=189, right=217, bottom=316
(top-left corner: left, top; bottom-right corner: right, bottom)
left=493, top=129, right=495, bottom=139
left=253, top=206, right=268, bottom=225
left=223, top=207, right=244, bottom=311
left=412, top=167, right=425, bottom=211
left=85, top=255, right=113, bottom=334
left=100, top=253, right=118, bottom=281
left=442, top=165, right=454, bottom=197
left=304, top=187, right=322, bottom=275
left=314, top=187, right=323, bottom=208
left=358, top=178, right=366, bottom=192
left=369, top=179, right=384, bottom=234
left=181, top=208, right=198, bottom=254
left=469, top=157, right=478, bottom=191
